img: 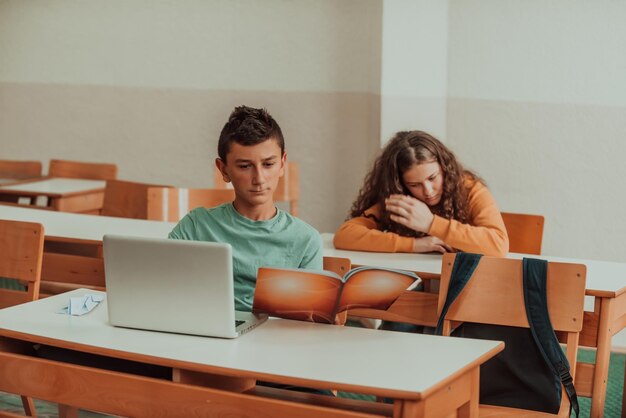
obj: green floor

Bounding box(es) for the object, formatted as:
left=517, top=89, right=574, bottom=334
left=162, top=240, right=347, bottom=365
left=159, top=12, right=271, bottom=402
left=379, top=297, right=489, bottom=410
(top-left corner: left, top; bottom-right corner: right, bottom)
left=1, top=349, right=623, bottom=417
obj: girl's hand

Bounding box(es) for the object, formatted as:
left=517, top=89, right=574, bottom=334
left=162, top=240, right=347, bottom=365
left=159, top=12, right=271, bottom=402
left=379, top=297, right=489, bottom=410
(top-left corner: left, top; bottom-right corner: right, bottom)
left=385, top=194, right=434, bottom=233
left=412, top=236, right=453, bottom=254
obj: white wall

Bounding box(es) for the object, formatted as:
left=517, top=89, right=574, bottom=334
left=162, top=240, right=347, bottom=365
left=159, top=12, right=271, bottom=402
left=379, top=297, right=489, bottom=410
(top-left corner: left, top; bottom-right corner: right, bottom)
left=0, top=0, right=381, bottom=93
left=447, top=1, right=626, bottom=263
left=0, top=0, right=382, bottom=232
left=380, top=0, right=448, bottom=143
left=447, top=0, right=626, bottom=348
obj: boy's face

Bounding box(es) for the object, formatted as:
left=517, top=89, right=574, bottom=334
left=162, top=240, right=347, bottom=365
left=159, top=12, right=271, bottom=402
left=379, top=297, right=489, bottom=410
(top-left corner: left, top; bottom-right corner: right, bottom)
left=216, top=138, right=285, bottom=208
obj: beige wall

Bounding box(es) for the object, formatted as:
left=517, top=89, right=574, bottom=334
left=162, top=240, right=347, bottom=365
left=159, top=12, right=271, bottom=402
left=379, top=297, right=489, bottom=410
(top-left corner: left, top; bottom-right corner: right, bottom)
left=447, top=1, right=626, bottom=347
left=380, top=0, right=448, bottom=142
left=447, top=1, right=626, bottom=263
left=0, top=0, right=383, bottom=232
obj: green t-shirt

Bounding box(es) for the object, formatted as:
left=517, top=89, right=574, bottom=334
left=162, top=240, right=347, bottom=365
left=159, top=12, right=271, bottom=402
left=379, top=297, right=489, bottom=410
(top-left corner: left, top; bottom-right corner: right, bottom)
left=168, top=203, right=323, bottom=312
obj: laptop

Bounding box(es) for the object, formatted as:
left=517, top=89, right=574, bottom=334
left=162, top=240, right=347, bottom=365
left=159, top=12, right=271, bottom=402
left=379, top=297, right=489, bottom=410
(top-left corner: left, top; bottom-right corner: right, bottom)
left=103, top=235, right=267, bottom=338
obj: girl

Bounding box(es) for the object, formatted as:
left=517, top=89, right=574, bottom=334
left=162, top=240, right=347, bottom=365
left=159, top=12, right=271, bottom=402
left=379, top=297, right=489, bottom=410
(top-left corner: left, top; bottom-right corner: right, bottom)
left=334, top=130, right=508, bottom=257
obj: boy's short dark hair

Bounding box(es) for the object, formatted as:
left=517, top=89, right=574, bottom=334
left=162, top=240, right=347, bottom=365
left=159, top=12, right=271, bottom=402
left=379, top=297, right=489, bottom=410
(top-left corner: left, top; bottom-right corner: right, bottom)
left=217, top=105, right=285, bottom=161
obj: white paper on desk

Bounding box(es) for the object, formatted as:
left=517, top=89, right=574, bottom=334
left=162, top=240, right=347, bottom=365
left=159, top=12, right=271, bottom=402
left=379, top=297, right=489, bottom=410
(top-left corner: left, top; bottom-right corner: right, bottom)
left=62, top=293, right=105, bottom=316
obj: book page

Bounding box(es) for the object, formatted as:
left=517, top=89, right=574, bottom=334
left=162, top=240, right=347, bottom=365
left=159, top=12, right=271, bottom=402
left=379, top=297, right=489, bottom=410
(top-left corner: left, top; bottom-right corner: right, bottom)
left=253, top=267, right=342, bottom=324
left=336, top=269, right=420, bottom=312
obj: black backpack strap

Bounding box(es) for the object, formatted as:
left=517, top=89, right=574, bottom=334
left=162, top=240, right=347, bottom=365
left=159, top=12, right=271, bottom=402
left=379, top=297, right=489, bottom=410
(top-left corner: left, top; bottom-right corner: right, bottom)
left=523, top=258, right=579, bottom=417
left=434, top=253, right=482, bottom=335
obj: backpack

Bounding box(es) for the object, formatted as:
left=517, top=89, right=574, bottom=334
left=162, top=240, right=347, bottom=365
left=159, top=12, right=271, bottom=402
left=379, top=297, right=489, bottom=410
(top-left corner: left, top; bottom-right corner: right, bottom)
left=434, top=253, right=579, bottom=416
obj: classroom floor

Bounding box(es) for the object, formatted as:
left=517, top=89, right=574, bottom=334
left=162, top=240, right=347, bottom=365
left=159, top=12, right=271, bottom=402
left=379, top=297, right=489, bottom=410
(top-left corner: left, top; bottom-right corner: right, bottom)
left=0, top=349, right=623, bottom=418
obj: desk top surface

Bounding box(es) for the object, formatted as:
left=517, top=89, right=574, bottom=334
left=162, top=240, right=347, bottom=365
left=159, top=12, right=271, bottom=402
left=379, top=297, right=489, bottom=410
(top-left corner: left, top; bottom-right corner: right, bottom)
left=0, top=204, right=174, bottom=241
left=0, top=178, right=105, bottom=195
left=0, top=206, right=623, bottom=296
left=0, top=290, right=502, bottom=398
left=321, top=234, right=626, bottom=296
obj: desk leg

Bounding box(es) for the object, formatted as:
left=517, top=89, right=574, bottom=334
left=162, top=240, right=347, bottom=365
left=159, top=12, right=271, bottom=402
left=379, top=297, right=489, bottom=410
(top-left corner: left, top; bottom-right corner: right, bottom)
left=58, top=404, right=79, bottom=418
left=395, top=400, right=423, bottom=418
left=393, top=367, right=478, bottom=418
left=591, top=297, right=614, bottom=418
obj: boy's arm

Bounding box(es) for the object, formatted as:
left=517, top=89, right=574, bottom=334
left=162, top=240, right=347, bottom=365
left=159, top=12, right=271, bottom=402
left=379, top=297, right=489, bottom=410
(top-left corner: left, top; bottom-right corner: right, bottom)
left=299, top=232, right=323, bottom=270
left=168, top=212, right=196, bottom=240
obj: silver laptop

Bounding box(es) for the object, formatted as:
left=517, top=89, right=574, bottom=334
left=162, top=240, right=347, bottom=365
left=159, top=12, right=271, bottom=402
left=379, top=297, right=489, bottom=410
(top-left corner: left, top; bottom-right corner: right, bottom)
left=103, top=235, right=267, bottom=338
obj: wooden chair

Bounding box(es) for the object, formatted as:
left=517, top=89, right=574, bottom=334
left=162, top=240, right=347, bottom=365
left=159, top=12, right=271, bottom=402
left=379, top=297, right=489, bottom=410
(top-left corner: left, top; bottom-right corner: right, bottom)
left=213, top=162, right=299, bottom=216
left=48, top=159, right=117, bottom=180
left=322, top=256, right=351, bottom=277
left=437, top=253, right=586, bottom=417
left=101, top=179, right=172, bottom=219
left=501, top=212, right=545, bottom=255
left=147, top=187, right=235, bottom=222
left=101, top=179, right=235, bottom=222
left=0, top=219, right=45, bottom=417
left=0, top=160, right=42, bottom=180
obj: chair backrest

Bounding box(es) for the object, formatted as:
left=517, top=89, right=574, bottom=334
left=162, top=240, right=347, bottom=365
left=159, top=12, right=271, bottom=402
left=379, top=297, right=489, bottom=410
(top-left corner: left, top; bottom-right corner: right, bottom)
left=101, top=179, right=172, bottom=219
left=48, top=159, right=118, bottom=180
left=146, top=187, right=235, bottom=221
left=501, top=212, right=545, bottom=255
left=213, top=162, right=300, bottom=216
left=437, top=253, right=586, bottom=415
left=0, top=219, right=45, bottom=308
left=0, top=160, right=42, bottom=179
left=322, top=256, right=351, bottom=277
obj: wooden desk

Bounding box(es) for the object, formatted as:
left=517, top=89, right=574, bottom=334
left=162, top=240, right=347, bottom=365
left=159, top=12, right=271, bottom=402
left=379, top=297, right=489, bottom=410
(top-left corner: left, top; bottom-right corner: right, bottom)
left=0, top=290, right=503, bottom=418
left=0, top=178, right=106, bottom=213
left=322, top=233, right=626, bottom=418
left=0, top=205, right=175, bottom=294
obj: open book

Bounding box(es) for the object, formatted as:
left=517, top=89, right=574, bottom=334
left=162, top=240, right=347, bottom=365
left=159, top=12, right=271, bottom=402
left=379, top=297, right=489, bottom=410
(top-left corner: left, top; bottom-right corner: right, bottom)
left=252, top=266, right=421, bottom=324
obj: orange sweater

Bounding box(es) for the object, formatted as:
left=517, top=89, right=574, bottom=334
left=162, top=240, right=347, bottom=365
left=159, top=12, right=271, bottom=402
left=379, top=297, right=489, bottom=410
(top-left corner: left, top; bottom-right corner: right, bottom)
left=333, top=180, right=509, bottom=257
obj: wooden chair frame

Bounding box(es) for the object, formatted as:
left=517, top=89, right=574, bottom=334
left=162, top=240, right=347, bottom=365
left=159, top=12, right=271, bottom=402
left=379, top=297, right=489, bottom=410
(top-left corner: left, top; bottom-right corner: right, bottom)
left=102, top=179, right=236, bottom=222
left=48, top=159, right=117, bottom=181
left=101, top=179, right=172, bottom=219
left=437, top=253, right=586, bottom=417
left=146, top=187, right=235, bottom=221
left=501, top=212, right=545, bottom=255
left=0, top=219, right=45, bottom=417
left=0, top=160, right=42, bottom=180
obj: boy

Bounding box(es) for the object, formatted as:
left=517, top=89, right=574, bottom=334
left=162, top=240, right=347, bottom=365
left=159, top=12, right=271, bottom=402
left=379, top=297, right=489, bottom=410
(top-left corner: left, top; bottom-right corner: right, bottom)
left=169, top=105, right=323, bottom=312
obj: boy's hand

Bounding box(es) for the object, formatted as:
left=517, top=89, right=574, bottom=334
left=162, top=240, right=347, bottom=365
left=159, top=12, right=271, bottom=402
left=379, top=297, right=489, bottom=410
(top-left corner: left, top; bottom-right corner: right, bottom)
left=385, top=194, right=434, bottom=233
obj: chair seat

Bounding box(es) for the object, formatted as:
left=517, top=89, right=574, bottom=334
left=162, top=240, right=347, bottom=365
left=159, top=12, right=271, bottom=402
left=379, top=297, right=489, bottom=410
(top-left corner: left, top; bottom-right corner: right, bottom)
left=480, top=404, right=567, bottom=418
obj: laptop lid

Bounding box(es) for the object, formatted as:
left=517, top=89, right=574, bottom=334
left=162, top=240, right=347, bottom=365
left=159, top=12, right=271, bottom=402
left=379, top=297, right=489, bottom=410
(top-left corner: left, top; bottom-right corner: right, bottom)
left=103, top=235, right=266, bottom=338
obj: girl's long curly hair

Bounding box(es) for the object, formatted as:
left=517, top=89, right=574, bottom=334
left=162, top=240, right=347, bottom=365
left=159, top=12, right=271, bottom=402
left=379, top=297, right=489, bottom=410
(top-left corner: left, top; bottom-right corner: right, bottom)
left=349, top=130, right=480, bottom=237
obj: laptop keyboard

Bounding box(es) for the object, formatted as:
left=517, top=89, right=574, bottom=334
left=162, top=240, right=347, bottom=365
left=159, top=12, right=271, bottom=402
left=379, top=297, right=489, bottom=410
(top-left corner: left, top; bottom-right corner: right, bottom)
left=235, top=320, right=245, bottom=327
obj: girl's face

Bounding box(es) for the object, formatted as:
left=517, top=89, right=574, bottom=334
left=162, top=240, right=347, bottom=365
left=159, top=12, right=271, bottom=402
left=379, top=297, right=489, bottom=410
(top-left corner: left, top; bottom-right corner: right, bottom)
left=402, top=161, right=444, bottom=206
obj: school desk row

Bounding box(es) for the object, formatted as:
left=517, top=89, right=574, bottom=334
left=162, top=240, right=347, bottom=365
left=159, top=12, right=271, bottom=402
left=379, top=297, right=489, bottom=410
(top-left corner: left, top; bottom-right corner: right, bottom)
left=0, top=177, right=105, bottom=213
left=0, top=288, right=503, bottom=418
left=0, top=164, right=300, bottom=217
left=0, top=204, right=625, bottom=418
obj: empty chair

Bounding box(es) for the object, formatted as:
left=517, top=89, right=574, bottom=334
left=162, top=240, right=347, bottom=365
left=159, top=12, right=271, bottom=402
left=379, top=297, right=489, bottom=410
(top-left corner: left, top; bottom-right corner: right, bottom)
left=147, top=186, right=235, bottom=222
left=48, top=159, right=117, bottom=180
left=501, top=212, right=545, bottom=255
left=101, top=179, right=172, bottom=219
left=101, top=179, right=235, bottom=222
left=437, top=253, right=586, bottom=417
left=0, top=160, right=42, bottom=180
left=213, top=162, right=299, bottom=216
left=0, top=219, right=45, bottom=417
